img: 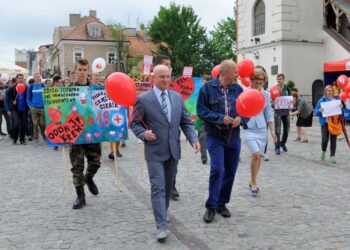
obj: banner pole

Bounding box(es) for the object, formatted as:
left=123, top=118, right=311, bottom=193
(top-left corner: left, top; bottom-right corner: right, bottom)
left=113, top=142, right=120, bottom=192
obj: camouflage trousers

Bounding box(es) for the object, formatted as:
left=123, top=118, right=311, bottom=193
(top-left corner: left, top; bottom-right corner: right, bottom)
left=69, top=143, right=101, bottom=187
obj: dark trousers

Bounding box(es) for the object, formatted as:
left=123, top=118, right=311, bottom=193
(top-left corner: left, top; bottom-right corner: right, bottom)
left=26, top=110, right=33, bottom=137
left=11, top=111, right=27, bottom=142
left=147, top=157, right=178, bottom=229
left=0, top=108, right=11, bottom=134
left=321, top=125, right=337, bottom=157
left=205, top=137, right=240, bottom=208
left=274, top=114, right=290, bottom=148
left=69, top=143, right=101, bottom=187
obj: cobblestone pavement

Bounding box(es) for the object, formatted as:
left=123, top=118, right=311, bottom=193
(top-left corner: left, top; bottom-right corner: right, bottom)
left=0, top=118, right=349, bottom=250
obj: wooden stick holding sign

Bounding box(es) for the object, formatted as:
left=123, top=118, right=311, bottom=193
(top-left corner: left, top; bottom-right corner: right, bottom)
left=112, top=142, right=121, bottom=192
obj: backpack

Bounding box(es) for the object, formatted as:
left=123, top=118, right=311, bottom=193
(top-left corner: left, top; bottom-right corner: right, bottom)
left=327, top=115, right=342, bottom=136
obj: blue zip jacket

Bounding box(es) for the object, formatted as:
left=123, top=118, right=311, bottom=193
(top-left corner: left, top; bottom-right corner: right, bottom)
left=314, top=96, right=340, bottom=126
left=197, top=77, right=248, bottom=141
left=27, top=83, right=45, bottom=109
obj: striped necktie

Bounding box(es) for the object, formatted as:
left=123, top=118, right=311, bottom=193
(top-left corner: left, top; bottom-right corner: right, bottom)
left=161, top=91, right=169, bottom=121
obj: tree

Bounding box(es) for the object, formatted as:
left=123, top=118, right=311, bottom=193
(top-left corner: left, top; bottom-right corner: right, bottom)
left=209, top=17, right=237, bottom=63
left=108, top=23, right=130, bottom=73
left=147, top=3, right=208, bottom=76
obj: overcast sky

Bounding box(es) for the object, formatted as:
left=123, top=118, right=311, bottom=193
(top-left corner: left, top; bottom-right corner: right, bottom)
left=0, top=0, right=235, bottom=64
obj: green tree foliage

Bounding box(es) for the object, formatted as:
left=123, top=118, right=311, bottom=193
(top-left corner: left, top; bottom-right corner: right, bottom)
left=147, top=4, right=237, bottom=76
left=147, top=3, right=208, bottom=76
left=108, top=23, right=130, bottom=73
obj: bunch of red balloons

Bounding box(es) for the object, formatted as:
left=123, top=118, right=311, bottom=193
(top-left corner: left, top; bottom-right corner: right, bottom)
left=105, top=72, right=137, bottom=106
left=337, top=75, right=350, bottom=102
left=236, top=89, right=265, bottom=118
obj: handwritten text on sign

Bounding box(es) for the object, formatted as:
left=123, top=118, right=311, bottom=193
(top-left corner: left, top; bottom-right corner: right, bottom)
left=274, top=96, right=293, bottom=109
left=321, top=100, right=342, bottom=117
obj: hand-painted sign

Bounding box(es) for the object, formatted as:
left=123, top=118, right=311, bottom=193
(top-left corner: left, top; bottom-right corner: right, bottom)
left=43, top=85, right=128, bottom=146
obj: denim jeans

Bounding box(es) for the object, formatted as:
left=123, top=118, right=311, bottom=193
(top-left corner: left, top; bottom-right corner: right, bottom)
left=205, top=137, right=241, bottom=208
left=11, top=111, right=27, bottom=142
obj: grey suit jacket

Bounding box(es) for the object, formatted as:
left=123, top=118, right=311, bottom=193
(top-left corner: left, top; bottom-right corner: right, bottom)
left=131, top=88, right=198, bottom=161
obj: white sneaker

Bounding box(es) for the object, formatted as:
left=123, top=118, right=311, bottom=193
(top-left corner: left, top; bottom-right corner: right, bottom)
left=157, top=228, right=169, bottom=242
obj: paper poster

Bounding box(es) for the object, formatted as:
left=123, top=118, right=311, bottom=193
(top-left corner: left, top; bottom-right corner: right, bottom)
left=131, top=75, right=153, bottom=94
left=274, top=96, right=294, bottom=109
left=182, top=66, right=193, bottom=77
left=142, top=55, right=153, bottom=75
left=43, top=85, right=128, bottom=146
left=321, top=100, right=342, bottom=117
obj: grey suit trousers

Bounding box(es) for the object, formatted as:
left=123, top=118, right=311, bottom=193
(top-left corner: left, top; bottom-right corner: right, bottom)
left=146, top=157, right=178, bottom=230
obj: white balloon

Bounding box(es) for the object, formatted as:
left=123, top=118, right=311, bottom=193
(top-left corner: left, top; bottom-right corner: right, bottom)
left=0, top=73, right=10, bottom=84
left=92, top=58, right=106, bottom=73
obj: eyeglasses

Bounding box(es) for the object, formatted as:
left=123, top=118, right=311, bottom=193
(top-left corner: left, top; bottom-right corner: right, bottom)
left=251, top=77, right=265, bottom=82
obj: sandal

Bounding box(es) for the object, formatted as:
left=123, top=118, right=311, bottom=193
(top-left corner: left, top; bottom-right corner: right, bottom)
left=300, top=139, right=308, bottom=143
left=293, top=137, right=301, bottom=141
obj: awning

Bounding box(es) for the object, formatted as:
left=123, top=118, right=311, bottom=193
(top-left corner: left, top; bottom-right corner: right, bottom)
left=323, top=58, right=350, bottom=72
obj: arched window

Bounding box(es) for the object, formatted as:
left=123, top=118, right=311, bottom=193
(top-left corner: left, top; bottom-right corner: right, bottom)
left=253, top=0, right=265, bottom=36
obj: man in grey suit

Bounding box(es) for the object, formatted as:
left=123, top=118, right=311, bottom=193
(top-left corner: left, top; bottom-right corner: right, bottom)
left=131, top=65, right=200, bottom=242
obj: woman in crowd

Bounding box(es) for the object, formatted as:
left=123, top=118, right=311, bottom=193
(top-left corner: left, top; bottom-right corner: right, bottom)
left=241, top=68, right=277, bottom=197
left=290, top=88, right=313, bottom=142
left=314, top=85, right=343, bottom=164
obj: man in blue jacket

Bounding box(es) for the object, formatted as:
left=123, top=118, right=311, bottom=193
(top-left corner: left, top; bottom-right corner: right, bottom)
left=26, top=72, right=46, bottom=146
left=197, top=60, right=245, bottom=223
left=7, top=74, right=28, bottom=144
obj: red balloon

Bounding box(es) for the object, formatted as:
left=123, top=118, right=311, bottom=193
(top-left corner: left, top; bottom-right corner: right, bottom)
left=16, top=83, right=26, bottom=94
left=240, top=77, right=251, bottom=87
left=237, top=59, right=254, bottom=78
left=344, top=84, right=350, bottom=93
left=339, top=92, right=348, bottom=102
left=105, top=72, right=137, bottom=106
left=211, top=65, right=220, bottom=78
left=269, top=86, right=281, bottom=100
left=236, top=89, right=265, bottom=118
left=337, top=75, right=349, bottom=89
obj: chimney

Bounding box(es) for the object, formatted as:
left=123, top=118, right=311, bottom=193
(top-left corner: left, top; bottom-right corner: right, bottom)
left=69, top=13, right=81, bottom=27
left=89, top=10, right=97, bottom=18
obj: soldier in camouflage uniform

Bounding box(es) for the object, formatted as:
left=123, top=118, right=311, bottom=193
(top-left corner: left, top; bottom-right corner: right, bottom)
left=70, top=59, right=101, bottom=209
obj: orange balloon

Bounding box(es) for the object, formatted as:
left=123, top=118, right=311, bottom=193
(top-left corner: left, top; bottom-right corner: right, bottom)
left=339, top=92, right=348, bottom=102
left=105, top=72, right=137, bottom=106
left=236, top=89, right=265, bottom=118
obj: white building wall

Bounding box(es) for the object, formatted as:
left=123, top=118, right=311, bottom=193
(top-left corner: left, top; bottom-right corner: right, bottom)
left=237, top=0, right=349, bottom=96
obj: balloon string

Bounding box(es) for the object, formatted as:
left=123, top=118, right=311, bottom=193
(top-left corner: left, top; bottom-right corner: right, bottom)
left=134, top=108, right=150, bottom=130
left=227, top=126, right=233, bottom=144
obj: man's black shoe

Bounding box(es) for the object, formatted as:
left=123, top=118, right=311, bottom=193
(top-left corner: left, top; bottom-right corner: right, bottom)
left=72, top=186, right=86, bottom=209
left=275, top=147, right=280, bottom=155
left=281, top=145, right=288, bottom=152
left=202, top=158, right=207, bottom=164
left=20, top=140, right=26, bottom=145
left=203, top=208, right=215, bottom=223
left=170, top=187, right=180, bottom=200
left=216, top=205, right=231, bottom=218
left=0, top=132, right=7, bottom=136
left=85, top=175, right=98, bottom=195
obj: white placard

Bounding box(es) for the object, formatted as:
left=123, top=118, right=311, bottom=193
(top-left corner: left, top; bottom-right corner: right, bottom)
left=321, top=100, right=342, bottom=117
left=274, top=96, right=294, bottom=109
left=143, top=55, right=153, bottom=65
left=143, top=64, right=152, bottom=75
left=182, top=66, right=193, bottom=77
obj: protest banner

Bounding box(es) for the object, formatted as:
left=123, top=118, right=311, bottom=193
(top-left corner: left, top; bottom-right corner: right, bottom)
left=182, top=66, right=193, bottom=78
left=131, top=75, right=153, bottom=94
left=274, top=96, right=294, bottom=109
left=321, top=100, right=342, bottom=117
left=43, top=85, right=128, bottom=146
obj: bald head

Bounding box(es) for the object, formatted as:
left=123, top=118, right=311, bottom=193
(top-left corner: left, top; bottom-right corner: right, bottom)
left=219, top=59, right=237, bottom=86
left=153, top=64, right=171, bottom=91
